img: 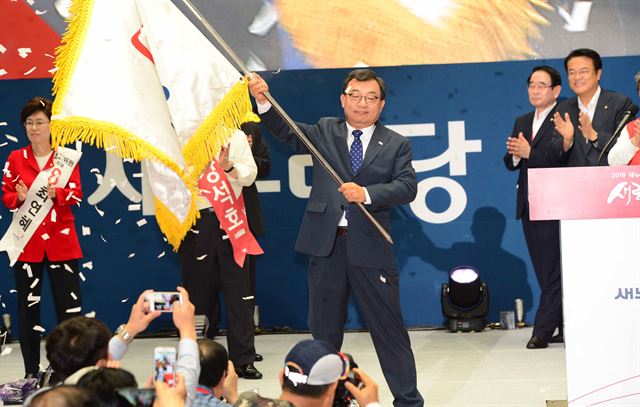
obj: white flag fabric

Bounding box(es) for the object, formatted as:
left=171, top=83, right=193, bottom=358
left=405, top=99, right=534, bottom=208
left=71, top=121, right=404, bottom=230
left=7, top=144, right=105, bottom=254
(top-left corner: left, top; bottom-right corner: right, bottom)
left=51, top=0, right=257, bottom=248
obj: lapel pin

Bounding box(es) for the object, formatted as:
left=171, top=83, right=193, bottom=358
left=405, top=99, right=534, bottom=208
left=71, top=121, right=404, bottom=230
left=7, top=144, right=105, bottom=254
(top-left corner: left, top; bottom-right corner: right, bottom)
left=378, top=141, right=383, bottom=145
left=604, top=105, right=608, bottom=110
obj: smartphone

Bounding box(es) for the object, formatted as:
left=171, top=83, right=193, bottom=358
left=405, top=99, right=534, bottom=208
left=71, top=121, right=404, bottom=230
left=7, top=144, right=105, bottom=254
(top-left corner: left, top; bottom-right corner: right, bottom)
left=153, top=346, right=177, bottom=387
left=145, top=292, right=182, bottom=312
left=116, top=388, right=156, bottom=407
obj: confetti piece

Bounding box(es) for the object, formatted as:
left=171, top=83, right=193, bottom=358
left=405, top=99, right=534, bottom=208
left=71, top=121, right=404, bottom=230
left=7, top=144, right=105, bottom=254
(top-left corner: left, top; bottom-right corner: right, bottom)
left=41, top=233, right=50, bottom=240
left=82, top=261, right=93, bottom=270
left=90, top=168, right=101, bottom=173
left=70, top=292, right=77, bottom=300
left=0, top=142, right=7, bottom=148
left=0, top=44, right=6, bottom=53
left=85, top=311, right=96, bottom=318
left=1, top=302, right=5, bottom=309
left=64, top=264, right=73, bottom=273
left=17, top=47, right=32, bottom=58
left=33, top=325, right=45, bottom=333
left=128, top=204, right=141, bottom=211
left=60, top=228, right=70, bottom=235
left=242, top=296, right=255, bottom=300
left=133, top=172, right=143, bottom=178
left=136, top=219, right=147, bottom=227
left=48, top=67, right=59, bottom=74
left=23, top=263, right=32, bottom=278
left=71, top=195, right=82, bottom=202
left=26, top=0, right=35, bottom=5
left=50, top=208, right=57, bottom=222
left=79, top=272, right=86, bottom=282
left=23, top=150, right=27, bottom=159
left=29, top=278, right=40, bottom=289
left=65, top=306, right=81, bottom=313
left=82, top=226, right=91, bottom=236
left=35, top=9, right=47, bottom=15
left=69, top=182, right=76, bottom=188
left=24, top=67, right=36, bottom=75
left=10, top=289, right=17, bottom=293
left=196, top=254, right=207, bottom=261
left=190, top=229, right=200, bottom=234
left=379, top=275, right=387, bottom=283
left=121, top=298, right=129, bottom=303
left=0, top=69, right=7, bottom=77
left=50, top=264, right=60, bottom=269
left=6, top=134, right=18, bottom=142
left=100, top=235, right=107, bottom=242
left=124, top=158, right=133, bottom=163
left=115, top=218, right=121, bottom=224
left=66, top=191, right=74, bottom=201
left=95, top=206, right=104, bottom=217
left=128, top=253, right=135, bottom=258
left=157, top=251, right=165, bottom=259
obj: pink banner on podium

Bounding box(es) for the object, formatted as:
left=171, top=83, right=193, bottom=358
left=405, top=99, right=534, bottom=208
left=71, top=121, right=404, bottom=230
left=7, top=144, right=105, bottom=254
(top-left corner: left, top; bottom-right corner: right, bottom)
left=528, top=165, right=640, bottom=221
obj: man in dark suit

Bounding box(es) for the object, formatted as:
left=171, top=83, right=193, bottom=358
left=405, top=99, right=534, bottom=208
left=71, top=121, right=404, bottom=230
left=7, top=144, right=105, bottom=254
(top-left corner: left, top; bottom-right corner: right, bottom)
left=554, top=48, right=635, bottom=166
left=504, top=66, right=565, bottom=349
left=248, top=69, right=423, bottom=407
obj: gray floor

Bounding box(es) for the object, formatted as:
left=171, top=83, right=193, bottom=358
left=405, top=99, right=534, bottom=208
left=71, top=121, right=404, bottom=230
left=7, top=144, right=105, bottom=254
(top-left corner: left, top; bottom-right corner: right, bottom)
left=0, top=327, right=567, bottom=406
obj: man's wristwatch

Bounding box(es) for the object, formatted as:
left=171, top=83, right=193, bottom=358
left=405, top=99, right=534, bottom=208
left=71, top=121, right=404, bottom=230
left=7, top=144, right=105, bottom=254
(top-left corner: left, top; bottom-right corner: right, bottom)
left=224, top=164, right=235, bottom=173
left=115, top=324, right=134, bottom=344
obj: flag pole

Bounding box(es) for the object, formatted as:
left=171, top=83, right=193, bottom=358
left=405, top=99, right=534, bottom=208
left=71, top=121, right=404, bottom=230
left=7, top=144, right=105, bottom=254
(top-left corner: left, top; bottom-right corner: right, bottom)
left=179, top=0, right=393, bottom=244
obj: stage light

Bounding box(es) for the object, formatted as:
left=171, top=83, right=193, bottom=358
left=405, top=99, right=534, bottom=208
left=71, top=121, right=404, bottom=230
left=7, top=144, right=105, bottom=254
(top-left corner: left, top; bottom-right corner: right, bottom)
left=441, top=266, right=489, bottom=332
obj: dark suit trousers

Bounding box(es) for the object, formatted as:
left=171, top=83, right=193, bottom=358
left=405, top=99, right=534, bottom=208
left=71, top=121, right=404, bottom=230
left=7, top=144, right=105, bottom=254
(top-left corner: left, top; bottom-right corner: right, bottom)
left=178, top=209, right=255, bottom=366
left=522, top=212, right=563, bottom=341
left=308, top=234, right=423, bottom=407
left=14, top=259, right=82, bottom=375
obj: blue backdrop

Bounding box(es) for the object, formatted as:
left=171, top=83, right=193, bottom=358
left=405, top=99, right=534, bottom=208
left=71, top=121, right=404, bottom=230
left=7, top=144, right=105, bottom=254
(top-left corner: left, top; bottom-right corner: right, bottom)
left=0, top=55, right=638, bottom=334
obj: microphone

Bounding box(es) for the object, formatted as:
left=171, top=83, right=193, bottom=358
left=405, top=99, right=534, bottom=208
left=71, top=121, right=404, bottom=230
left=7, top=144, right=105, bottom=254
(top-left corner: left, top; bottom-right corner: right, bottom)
left=598, top=104, right=640, bottom=165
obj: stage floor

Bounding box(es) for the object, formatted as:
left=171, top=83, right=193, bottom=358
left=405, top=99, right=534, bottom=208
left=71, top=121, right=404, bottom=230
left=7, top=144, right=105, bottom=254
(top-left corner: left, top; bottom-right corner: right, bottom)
left=0, top=327, right=567, bottom=406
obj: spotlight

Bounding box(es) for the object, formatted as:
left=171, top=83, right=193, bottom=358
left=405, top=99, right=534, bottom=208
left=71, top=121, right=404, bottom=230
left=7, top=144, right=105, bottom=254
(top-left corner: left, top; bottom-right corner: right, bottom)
left=441, top=266, right=489, bottom=332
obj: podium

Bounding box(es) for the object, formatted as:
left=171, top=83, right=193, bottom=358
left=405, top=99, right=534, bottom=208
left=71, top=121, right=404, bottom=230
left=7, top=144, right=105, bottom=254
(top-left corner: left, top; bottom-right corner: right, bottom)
left=529, top=165, right=640, bottom=406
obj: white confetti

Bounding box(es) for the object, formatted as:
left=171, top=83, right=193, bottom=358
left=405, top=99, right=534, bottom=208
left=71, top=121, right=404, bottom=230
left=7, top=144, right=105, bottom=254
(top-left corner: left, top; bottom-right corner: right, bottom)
left=79, top=272, right=86, bottom=282
left=0, top=44, right=6, bottom=53
left=44, top=53, right=55, bottom=59
left=69, top=182, right=76, bottom=188
left=65, top=307, right=81, bottom=313
left=6, top=134, right=18, bottom=142
left=85, top=311, right=96, bottom=318
left=50, top=264, right=60, bottom=269
left=100, top=235, right=107, bottom=242
left=35, top=9, right=47, bottom=15
left=1, top=302, right=5, bottom=309
left=33, top=325, right=45, bottom=333
left=128, top=253, right=135, bottom=258
left=26, top=0, right=35, bottom=5
left=47, top=67, right=59, bottom=74
left=0, top=69, right=7, bottom=77
left=0, top=142, right=8, bottom=147
left=115, top=218, right=121, bottom=224
left=157, top=251, right=165, bottom=258
left=24, top=67, right=36, bottom=75
left=196, top=254, right=207, bottom=261
left=65, top=191, right=74, bottom=201
left=23, top=263, right=32, bottom=278
left=41, top=233, right=50, bottom=240
left=82, top=261, right=93, bottom=270
left=17, top=47, right=32, bottom=58
left=64, top=263, right=73, bottom=273
left=90, top=168, right=101, bottom=173
left=82, top=226, right=91, bottom=236
left=94, top=206, right=104, bottom=217
left=133, top=172, right=143, bottom=178
left=136, top=219, right=147, bottom=227
left=123, top=158, right=133, bottom=163
left=50, top=208, right=57, bottom=222
left=128, top=204, right=141, bottom=211
left=0, top=122, right=6, bottom=126
left=9, top=289, right=17, bottom=294
left=22, top=150, right=27, bottom=159
left=70, top=292, right=77, bottom=300
left=121, top=298, right=129, bottom=303
left=60, top=228, right=70, bottom=235
left=379, top=275, right=387, bottom=284
left=190, top=229, right=200, bottom=234
left=29, top=278, right=40, bottom=289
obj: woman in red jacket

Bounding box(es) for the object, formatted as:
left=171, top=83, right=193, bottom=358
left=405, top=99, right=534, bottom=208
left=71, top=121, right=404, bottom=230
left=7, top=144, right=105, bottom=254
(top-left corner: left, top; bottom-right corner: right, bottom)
left=1, top=97, right=83, bottom=377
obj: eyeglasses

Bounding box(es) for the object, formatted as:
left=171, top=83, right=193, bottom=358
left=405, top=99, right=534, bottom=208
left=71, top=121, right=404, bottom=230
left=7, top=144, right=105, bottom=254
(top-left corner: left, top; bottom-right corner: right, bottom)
left=24, top=121, right=50, bottom=128
left=527, top=83, right=553, bottom=90
left=345, top=93, right=380, bottom=104
left=568, top=69, right=593, bottom=77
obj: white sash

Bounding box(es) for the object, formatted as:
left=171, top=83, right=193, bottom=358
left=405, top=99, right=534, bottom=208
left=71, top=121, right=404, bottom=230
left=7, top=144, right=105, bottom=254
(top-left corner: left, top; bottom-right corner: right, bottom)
left=0, top=147, right=82, bottom=266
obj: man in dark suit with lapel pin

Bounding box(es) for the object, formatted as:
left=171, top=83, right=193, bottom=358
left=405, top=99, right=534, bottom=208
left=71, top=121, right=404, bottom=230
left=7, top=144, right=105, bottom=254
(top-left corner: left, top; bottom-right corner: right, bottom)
left=248, top=69, right=423, bottom=407
left=504, top=66, right=565, bottom=350
left=554, top=48, right=635, bottom=166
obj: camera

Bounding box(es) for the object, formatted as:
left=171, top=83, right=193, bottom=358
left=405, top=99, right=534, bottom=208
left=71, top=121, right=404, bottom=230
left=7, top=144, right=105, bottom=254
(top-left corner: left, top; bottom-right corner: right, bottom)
left=333, top=353, right=361, bottom=407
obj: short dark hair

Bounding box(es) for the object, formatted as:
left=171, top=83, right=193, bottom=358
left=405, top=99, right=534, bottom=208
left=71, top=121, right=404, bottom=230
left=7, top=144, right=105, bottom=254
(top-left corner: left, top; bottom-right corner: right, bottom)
left=564, top=48, right=602, bottom=72
left=28, top=385, right=97, bottom=407
left=282, top=379, right=332, bottom=399
left=45, top=317, right=112, bottom=380
left=341, top=69, right=387, bottom=100
left=20, top=97, right=52, bottom=124
left=240, top=121, right=262, bottom=139
left=528, top=65, right=562, bottom=88
left=77, top=367, right=137, bottom=407
left=197, top=339, right=228, bottom=388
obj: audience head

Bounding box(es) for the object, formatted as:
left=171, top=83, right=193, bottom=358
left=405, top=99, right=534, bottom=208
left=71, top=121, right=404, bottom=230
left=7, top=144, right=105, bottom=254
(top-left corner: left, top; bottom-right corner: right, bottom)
left=20, top=96, right=52, bottom=124
left=197, top=339, right=229, bottom=388
left=240, top=121, right=262, bottom=140
left=340, top=69, right=387, bottom=129
left=527, top=65, right=562, bottom=110
left=280, top=339, right=345, bottom=402
left=46, top=316, right=112, bottom=380
left=76, top=367, right=137, bottom=407
left=27, top=385, right=97, bottom=407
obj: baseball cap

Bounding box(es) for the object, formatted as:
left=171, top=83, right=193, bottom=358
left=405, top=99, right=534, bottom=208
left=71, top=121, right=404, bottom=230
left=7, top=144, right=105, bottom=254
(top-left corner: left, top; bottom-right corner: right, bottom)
left=283, top=339, right=346, bottom=386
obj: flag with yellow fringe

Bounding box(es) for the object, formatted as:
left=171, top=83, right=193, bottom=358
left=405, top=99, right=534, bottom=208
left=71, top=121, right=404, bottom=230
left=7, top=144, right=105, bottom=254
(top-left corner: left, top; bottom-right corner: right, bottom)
left=51, top=0, right=258, bottom=249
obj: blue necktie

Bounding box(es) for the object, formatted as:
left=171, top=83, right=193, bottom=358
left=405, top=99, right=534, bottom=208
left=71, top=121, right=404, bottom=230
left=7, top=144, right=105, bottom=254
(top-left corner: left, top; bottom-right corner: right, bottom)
left=350, top=129, right=363, bottom=174
left=346, top=130, right=363, bottom=220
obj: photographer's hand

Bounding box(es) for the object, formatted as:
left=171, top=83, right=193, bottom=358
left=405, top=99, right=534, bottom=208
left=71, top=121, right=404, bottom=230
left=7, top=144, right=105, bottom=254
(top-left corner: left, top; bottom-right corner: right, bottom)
left=172, top=286, right=196, bottom=340
left=344, top=368, right=379, bottom=407
left=126, top=290, right=161, bottom=337
left=154, top=373, right=186, bottom=407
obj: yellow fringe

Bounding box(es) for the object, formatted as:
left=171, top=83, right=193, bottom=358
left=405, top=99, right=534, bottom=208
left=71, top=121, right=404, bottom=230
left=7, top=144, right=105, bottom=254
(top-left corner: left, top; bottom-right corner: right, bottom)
left=51, top=0, right=94, bottom=116
left=154, top=196, right=200, bottom=251
left=182, top=79, right=260, bottom=177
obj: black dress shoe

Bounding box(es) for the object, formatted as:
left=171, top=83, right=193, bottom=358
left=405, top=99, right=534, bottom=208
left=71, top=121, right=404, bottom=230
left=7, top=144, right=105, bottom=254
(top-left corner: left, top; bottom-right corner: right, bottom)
left=526, top=336, right=548, bottom=349
left=254, top=353, right=263, bottom=362
left=236, top=363, right=263, bottom=379
left=549, top=333, right=564, bottom=343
